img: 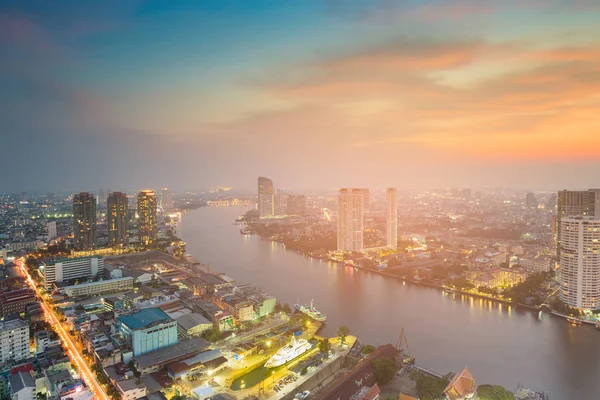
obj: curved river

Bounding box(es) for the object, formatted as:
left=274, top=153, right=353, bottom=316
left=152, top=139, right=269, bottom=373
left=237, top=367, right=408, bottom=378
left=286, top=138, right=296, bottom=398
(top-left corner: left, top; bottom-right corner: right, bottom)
left=178, top=206, right=599, bottom=398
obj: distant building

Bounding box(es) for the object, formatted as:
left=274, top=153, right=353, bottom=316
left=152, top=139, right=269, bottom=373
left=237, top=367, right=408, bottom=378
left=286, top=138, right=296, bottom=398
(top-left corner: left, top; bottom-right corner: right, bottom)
left=0, top=319, right=30, bottom=363
left=0, top=288, right=36, bottom=317
left=161, top=188, right=173, bottom=209
left=274, top=190, right=288, bottom=216
left=137, top=190, right=157, bottom=247
left=443, top=367, right=476, bottom=400
left=545, top=193, right=557, bottom=211
left=46, top=221, right=57, bottom=241
left=525, top=192, right=538, bottom=209
left=559, top=216, right=600, bottom=309
left=41, top=256, right=104, bottom=289
left=73, top=192, right=97, bottom=250
left=337, top=188, right=366, bottom=251
left=386, top=188, right=397, bottom=249
left=258, top=177, right=274, bottom=218
left=118, top=308, right=178, bottom=356
left=108, top=191, right=129, bottom=247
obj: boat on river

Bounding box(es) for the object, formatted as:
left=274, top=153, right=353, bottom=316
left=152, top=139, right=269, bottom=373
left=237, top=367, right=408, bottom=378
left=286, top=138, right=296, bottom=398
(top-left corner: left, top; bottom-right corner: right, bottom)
left=295, top=298, right=327, bottom=322
left=265, top=337, right=311, bottom=368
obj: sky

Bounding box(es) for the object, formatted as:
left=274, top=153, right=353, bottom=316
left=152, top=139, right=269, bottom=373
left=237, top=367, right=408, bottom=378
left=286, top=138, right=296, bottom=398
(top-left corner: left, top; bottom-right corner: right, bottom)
left=2, top=0, right=600, bottom=192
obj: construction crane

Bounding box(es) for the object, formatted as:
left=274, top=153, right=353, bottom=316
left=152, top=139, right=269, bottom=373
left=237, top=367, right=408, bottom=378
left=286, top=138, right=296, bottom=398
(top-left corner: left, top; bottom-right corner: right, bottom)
left=396, top=328, right=415, bottom=364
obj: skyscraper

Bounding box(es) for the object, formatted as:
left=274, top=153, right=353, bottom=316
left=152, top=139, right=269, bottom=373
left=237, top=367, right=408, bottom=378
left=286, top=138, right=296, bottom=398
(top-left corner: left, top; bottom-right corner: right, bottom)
left=73, top=192, right=97, bottom=250
left=137, top=190, right=157, bottom=247
left=258, top=177, right=274, bottom=218
left=108, top=191, right=129, bottom=247
left=161, top=187, right=173, bottom=209
left=386, top=188, right=398, bottom=249
left=559, top=216, right=600, bottom=309
left=525, top=192, right=538, bottom=208
left=555, top=190, right=597, bottom=256
left=274, top=190, right=288, bottom=216
left=337, top=188, right=365, bottom=251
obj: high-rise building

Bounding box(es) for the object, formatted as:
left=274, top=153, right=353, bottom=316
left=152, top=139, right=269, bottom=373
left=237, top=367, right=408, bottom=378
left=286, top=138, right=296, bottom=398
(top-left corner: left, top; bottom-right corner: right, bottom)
left=361, top=188, right=370, bottom=211
left=559, top=216, right=600, bottom=309
left=337, top=189, right=365, bottom=251
left=258, top=177, right=274, bottom=218
left=274, top=189, right=288, bottom=216
left=46, top=221, right=57, bottom=240
left=41, top=256, right=105, bottom=289
left=137, top=190, right=157, bottom=247
left=161, top=188, right=173, bottom=209
left=525, top=192, right=538, bottom=209
left=98, top=189, right=106, bottom=204
left=117, top=308, right=178, bottom=356
left=0, top=319, right=30, bottom=363
left=555, top=190, right=597, bottom=256
left=386, top=188, right=397, bottom=249
left=73, top=192, right=97, bottom=250
left=108, top=192, right=128, bottom=247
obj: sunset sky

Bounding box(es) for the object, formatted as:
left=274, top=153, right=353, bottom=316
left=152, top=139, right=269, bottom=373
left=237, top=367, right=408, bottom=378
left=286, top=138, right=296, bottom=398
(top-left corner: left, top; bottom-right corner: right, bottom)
left=3, top=0, right=600, bottom=191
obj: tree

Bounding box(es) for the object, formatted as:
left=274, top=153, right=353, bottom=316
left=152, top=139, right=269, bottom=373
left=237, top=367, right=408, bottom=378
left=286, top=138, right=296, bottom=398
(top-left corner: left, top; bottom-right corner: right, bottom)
left=202, top=327, right=222, bottom=343
left=282, top=303, right=292, bottom=314
left=318, top=339, right=331, bottom=354
left=362, top=344, right=376, bottom=355
left=477, top=384, right=515, bottom=400
left=372, top=358, right=397, bottom=386
left=171, top=395, right=185, bottom=400
left=273, top=303, right=282, bottom=313
left=415, top=372, right=450, bottom=400
left=337, top=326, right=350, bottom=344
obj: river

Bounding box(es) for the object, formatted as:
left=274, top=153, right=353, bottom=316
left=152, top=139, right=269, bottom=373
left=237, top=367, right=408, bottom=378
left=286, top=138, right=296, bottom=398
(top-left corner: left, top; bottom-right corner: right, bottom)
left=178, top=205, right=599, bottom=399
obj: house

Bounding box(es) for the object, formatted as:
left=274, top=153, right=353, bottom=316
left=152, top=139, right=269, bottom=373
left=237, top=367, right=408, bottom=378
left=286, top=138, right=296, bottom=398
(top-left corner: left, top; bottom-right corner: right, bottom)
left=9, top=371, right=35, bottom=400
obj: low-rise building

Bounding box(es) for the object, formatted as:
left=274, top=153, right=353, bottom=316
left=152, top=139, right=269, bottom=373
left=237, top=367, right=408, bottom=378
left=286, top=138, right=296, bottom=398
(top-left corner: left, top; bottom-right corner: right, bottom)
left=58, top=276, right=134, bottom=297
left=133, top=337, right=210, bottom=375
left=115, top=378, right=146, bottom=400
left=175, top=313, right=212, bottom=338
left=8, top=371, right=35, bottom=400
left=117, top=308, right=178, bottom=356
left=0, top=288, right=36, bottom=317
left=497, top=267, right=527, bottom=288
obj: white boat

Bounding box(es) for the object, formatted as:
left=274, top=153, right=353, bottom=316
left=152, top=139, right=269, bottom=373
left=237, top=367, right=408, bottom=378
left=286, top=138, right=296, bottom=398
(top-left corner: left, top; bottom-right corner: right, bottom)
left=295, top=299, right=327, bottom=322
left=265, top=337, right=311, bottom=368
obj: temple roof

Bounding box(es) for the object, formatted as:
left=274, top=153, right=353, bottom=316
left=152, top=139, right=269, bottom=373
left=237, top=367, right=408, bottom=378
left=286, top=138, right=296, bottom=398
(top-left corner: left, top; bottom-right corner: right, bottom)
left=443, top=367, right=476, bottom=400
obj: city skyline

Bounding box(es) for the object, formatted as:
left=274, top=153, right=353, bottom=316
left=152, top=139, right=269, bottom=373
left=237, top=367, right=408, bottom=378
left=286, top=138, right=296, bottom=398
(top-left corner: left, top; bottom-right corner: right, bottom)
left=3, top=1, right=600, bottom=191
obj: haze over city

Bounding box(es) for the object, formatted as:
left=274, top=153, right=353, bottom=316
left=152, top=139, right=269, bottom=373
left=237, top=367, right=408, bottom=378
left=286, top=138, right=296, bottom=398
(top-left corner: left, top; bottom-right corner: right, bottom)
left=3, top=0, right=600, bottom=191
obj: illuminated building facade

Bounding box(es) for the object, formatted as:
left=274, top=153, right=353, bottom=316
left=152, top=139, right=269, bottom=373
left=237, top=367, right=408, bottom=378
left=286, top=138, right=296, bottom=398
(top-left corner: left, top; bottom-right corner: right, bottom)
left=386, top=188, right=397, bottom=249
left=137, top=190, right=157, bottom=247
left=258, top=177, right=274, bottom=218
left=73, top=192, right=97, bottom=250
left=108, top=191, right=128, bottom=246
left=555, top=190, right=596, bottom=256
left=559, top=216, right=600, bottom=309
left=337, top=188, right=365, bottom=251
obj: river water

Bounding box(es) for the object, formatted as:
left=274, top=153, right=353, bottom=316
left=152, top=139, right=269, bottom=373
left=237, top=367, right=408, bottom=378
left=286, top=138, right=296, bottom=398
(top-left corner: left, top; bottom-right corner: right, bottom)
left=178, top=206, right=599, bottom=399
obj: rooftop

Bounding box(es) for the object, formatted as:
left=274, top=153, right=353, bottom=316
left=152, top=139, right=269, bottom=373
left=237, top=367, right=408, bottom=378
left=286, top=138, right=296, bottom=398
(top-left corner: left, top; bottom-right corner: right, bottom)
left=175, top=313, right=211, bottom=331
left=0, top=318, right=28, bottom=331
left=443, top=367, right=476, bottom=400
left=118, top=308, right=172, bottom=330
left=134, top=337, right=210, bottom=369
left=9, top=371, right=35, bottom=393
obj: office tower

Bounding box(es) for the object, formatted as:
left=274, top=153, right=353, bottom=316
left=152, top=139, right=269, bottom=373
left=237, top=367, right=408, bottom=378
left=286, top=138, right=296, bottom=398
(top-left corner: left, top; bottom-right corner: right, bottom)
left=525, top=192, right=538, bottom=209
left=117, top=308, right=178, bottom=356
left=46, top=221, right=57, bottom=240
left=99, top=189, right=106, bottom=204
left=559, top=217, right=600, bottom=309
left=108, top=191, right=129, bottom=246
left=337, top=189, right=365, bottom=251
left=274, top=189, right=288, bottom=216
left=161, top=188, right=173, bottom=209
left=137, top=190, right=157, bottom=247
left=73, top=192, right=97, bottom=250
left=0, top=319, right=29, bottom=363
left=41, top=256, right=105, bottom=289
left=386, top=188, right=398, bottom=249
left=555, top=190, right=596, bottom=256
left=258, top=177, right=274, bottom=218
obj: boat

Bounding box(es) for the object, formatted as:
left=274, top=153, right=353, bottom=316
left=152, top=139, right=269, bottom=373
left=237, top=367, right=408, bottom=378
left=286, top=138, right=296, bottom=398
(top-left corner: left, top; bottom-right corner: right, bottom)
left=265, top=337, right=312, bottom=368
left=295, top=298, right=327, bottom=322
left=567, top=317, right=582, bottom=326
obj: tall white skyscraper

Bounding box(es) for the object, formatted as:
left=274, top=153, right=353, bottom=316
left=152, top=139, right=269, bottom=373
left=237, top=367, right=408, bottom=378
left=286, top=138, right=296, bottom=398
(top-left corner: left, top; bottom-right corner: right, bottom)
left=258, top=177, right=274, bottom=218
left=559, top=216, right=600, bottom=309
left=337, top=188, right=365, bottom=251
left=386, top=188, right=397, bottom=249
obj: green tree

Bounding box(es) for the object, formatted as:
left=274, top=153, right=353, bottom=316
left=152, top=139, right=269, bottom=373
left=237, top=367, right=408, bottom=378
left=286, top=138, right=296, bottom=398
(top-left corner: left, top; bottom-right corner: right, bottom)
left=477, top=384, right=515, bottom=400
left=415, top=372, right=450, bottom=400
left=337, top=326, right=350, bottom=344
left=273, top=303, right=282, bottom=313
left=282, top=303, right=292, bottom=314
left=202, top=327, right=222, bottom=343
left=318, top=339, right=331, bottom=354
left=171, top=395, right=185, bottom=400
left=372, top=358, right=397, bottom=386
left=362, top=344, right=376, bottom=355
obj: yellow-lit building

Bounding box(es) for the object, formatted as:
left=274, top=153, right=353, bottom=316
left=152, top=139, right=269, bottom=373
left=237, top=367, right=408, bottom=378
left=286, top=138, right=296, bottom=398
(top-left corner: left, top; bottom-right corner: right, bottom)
left=497, top=267, right=527, bottom=287
left=137, top=190, right=157, bottom=248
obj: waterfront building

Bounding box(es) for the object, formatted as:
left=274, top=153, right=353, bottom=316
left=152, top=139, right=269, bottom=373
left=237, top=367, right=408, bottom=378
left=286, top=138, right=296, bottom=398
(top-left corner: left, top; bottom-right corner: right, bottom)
left=497, top=267, right=527, bottom=287
left=525, top=192, right=538, bottom=208
left=556, top=190, right=597, bottom=256
left=137, top=190, right=157, bottom=247
left=386, top=188, right=398, bottom=249
left=258, top=177, right=274, bottom=218
left=559, top=216, right=600, bottom=309
left=337, top=188, right=366, bottom=251
left=73, top=192, right=97, bottom=250
left=40, top=256, right=104, bottom=289
left=0, top=288, right=36, bottom=317
left=0, top=319, right=30, bottom=363
left=58, top=276, right=134, bottom=297
left=443, top=367, right=476, bottom=400
left=175, top=313, right=212, bottom=338
left=117, top=308, right=178, bottom=356
left=107, top=191, right=129, bottom=247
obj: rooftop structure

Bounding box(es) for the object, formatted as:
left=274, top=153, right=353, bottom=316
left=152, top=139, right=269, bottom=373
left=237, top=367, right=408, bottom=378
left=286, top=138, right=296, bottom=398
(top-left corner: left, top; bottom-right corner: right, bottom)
left=133, top=337, right=210, bottom=373
left=443, top=367, right=476, bottom=400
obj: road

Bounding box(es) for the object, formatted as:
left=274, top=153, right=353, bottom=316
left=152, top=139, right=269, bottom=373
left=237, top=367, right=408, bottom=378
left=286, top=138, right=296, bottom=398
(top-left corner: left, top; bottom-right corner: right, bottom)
left=17, top=258, right=111, bottom=400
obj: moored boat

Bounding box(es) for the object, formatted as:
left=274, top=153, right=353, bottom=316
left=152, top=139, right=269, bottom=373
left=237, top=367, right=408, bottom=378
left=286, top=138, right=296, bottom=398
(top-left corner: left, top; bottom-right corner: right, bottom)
left=295, top=298, right=327, bottom=322
left=265, top=337, right=311, bottom=368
